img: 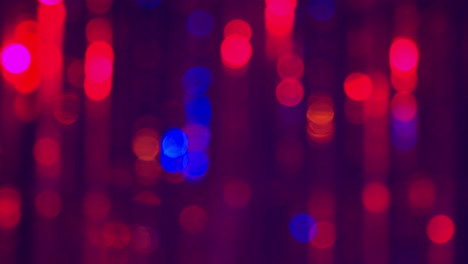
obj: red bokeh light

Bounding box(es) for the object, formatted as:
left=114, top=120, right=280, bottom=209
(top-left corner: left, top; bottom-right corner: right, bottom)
left=276, top=78, right=304, bottom=107
left=221, top=36, right=252, bottom=69
left=311, top=221, right=336, bottom=249
left=179, top=205, right=207, bottom=233
left=344, top=73, right=373, bottom=101
left=33, top=137, right=60, bottom=167
left=38, top=0, right=62, bottom=5
left=0, top=187, right=21, bottom=230
left=1, top=43, right=31, bottom=74
left=266, top=0, right=297, bottom=16
left=391, top=92, right=418, bottom=121
left=35, top=190, right=62, bottom=218
left=86, top=0, right=112, bottom=15
left=277, top=54, right=304, bottom=79
left=390, top=38, right=419, bottom=72
left=84, top=191, right=110, bottom=220
left=86, top=18, right=112, bottom=43
left=223, top=180, right=252, bottom=208
left=427, top=215, right=455, bottom=244
left=103, top=221, right=131, bottom=249
left=408, top=178, right=435, bottom=210
left=224, top=19, right=252, bottom=40
left=362, top=182, right=390, bottom=214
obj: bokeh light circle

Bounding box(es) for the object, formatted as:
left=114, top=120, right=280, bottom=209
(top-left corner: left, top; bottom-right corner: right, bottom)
left=289, top=214, right=317, bottom=242
left=162, top=129, right=188, bottom=158
left=221, top=35, right=252, bottom=69
left=179, top=205, right=207, bottom=233
left=344, top=73, right=373, bottom=101
left=362, top=182, right=390, bottom=214
left=311, top=221, right=336, bottom=249
left=1, top=43, right=31, bottom=74
left=276, top=78, right=304, bottom=107
left=224, top=19, right=252, bottom=40
left=182, top=66, right=213, bottom=94
left=427, top=215, right=455, bottom=244
left=183, top=151, right=209, bottom=181
left=39, top=0, right=62, bottom=5
left=187, top=10, right=214, bottom=36
left=390, top=38, right=419, bottom=72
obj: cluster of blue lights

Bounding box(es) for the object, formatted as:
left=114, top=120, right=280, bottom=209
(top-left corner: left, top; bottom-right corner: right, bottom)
left=160, top=129, right=189, bottom=173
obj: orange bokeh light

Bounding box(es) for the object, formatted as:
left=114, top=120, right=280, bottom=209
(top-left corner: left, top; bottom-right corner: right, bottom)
left=132, top=128, right=160, bottom=161
left=362, top=182, right=390, bottom=214
left=344, top=73, right=373, bottom=101
left=427, top=215, right=455, bottom=244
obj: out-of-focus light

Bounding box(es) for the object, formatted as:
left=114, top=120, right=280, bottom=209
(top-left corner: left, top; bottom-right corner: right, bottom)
left=103, top=221, right=131, bottom=249
left=86, top=18, right=112, bottom=43
left=224, top=19, right=252, bottom=40
left=1, top=43, right=31, bottom=74
left=135, top=160, right=161, bottom=186
left=307, top=95, right=334, bottom=144
left=223, top=179, right=251, bottom=208
left=391, top=93, right=417, bottom=122
left=344, top=73, right=373, bottom=101
left=85, top=56, right=113, bottom=83
left=162, top=129, right=188, bottom=158
left=0, top=187, right=21, bottom=230
left=277, top=54, right=304, bottom=79
left=53, top=93, right=80, bottom=125
left=392, top=118, right=417, bottom=150
left=308, top=0, right=335, bottom=21
left=188, top=10, right=214, bottom=36
left=14, top=95, right=41, bottom=122
left=276, top=78, right=304, bottom=107
left=179, top=205, right=207, bottom=233
left=427, top=215, right=455, bottom=244
left=390, top=38, right=419, bottom=72
left=311, top=221, right=336, bottom=249
left=39, top=0, right=62, bottom=5
left=182, top=66, right=213, bottom=94
left=86, top=0, right=113, bottom=14
left=35, top=190, right=61, bottom=218
left=391, top=70, right=417, bottom=93
left=221, top=35, right=252, bottom=69
left=84, top=191, right=110, bottom=220
left=133, top=191, right=161, bottom=207
left=160, top=153, right=188, bottom=173
left=408, top=178, right=435, bottom=210
left=307, top=96, right=334, bottom=125
left=265, top=6, right=294, bottom=35
left=131, top=225, right=160, bottom=254
left=183, top=123, right=210, bottom=151
left=84, top=41, right=114, bottom=101
left=33, top=137, right=60, bottom=167
left=132, top=128, right=160, bottom=161
left=185, top=96, right=212, bottom=125
left=266, top=0, right=297, bottom=16
left=183, top=151, right=208, bottom=181
left=362, top=182, right=390, bottom=214
left=136, top=0, right=161, bottom=8
left=290, top=214, right=317, bottom=242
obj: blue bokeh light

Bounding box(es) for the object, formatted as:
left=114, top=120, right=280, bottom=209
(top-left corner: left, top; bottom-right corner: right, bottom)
left=187, top=10, right=214, bottom=36
left=162, top=129, right=189, bottom=158
left=183, top=151, right=209, bottom=181
left=392, top=118, right=417, bottom=151
left=160, top=153, right=188, bottom=173
left=182, top=66, right=213, bottom=95
left=308, top=0, right=335, bottom=21
left=136, top=0, right=162, bottom=9
left=290, top=214, right=318, bottom=242
left=185, top=96, right=212, bottom=125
